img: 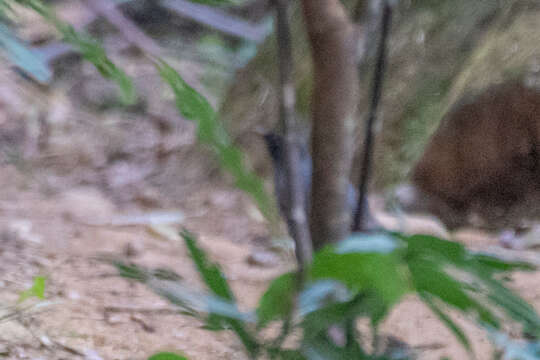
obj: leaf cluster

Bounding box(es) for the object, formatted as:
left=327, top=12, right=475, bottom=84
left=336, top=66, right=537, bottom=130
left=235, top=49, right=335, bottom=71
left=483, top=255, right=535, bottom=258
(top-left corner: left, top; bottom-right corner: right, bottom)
left=110, top=231, right=540, bottom=359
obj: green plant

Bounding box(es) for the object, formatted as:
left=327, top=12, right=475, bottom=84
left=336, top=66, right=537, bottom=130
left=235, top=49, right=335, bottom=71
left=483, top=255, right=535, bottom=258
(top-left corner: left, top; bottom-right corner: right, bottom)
left=108, top=230, right=540, bottom=359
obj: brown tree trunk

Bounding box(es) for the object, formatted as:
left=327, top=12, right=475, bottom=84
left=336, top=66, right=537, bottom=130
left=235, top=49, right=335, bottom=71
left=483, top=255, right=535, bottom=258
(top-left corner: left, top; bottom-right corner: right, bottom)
left=301, top=0, right=359, bottom=248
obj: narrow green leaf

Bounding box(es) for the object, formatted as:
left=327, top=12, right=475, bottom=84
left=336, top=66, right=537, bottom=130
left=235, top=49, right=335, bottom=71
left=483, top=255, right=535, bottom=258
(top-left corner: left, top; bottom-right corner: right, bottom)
left=302, top=332, right=366, bottom=360
left=311, top=241, right=408, bottom=309
left=298, top=280, right=351, bottom=317
left=155, top=59, right=278, bottom=226
left=18, top=276, right=46, bottom=303
left=180, top=230, right=260, bottom=356
left=13, top=0, right=135, bottom=104
left=148, top=352, right=188, bottom=360
left=181, top=229, right=234, bottom=301
left=421, top=293, right=472, bottom=354
left=409, top=258, right=500, bottom=328
left=471, top=253, right=535, bottom=273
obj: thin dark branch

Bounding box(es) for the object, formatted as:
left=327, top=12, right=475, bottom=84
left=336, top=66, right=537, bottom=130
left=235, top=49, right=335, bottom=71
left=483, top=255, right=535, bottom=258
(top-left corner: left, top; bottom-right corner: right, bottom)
left=352, top=0, right=392, bottom=232
left=161, top=0, right=270, bottom=43
left=82, top=0, right=162, bottom=56
left=273, top=0, right=313, bottom=269
left=353, top=0, right=367, bottom=23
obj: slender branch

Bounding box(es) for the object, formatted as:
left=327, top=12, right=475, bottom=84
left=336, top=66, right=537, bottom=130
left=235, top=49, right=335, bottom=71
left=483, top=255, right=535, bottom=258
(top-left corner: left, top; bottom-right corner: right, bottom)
left=352, top=0, right=392, bottom=232
left=161, top=0, right=269, bottom=43
left=82, top=0, right=162, bottom=56
left=273, top=0, right=313, bottom=269
left=353, top=0, right=367, bottom=23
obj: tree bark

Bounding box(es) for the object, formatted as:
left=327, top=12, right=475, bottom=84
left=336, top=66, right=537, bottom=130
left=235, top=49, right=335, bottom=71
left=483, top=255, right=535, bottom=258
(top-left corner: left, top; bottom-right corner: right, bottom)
left=301, top=0, right=359, bottom=248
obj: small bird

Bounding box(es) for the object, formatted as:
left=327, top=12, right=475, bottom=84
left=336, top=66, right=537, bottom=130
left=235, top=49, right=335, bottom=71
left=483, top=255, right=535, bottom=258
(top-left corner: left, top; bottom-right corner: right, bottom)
left=262, top=132, right=378, bottom=235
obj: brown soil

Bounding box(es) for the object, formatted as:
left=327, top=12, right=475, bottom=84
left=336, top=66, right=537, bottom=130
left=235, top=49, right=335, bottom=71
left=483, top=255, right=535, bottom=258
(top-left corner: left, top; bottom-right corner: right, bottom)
left=2, top=161, right=540, bottom=359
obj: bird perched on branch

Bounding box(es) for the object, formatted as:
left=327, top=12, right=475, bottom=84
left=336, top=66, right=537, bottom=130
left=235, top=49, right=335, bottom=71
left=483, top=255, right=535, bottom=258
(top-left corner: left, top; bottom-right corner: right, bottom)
left=263, top=132, right=379, bottom=235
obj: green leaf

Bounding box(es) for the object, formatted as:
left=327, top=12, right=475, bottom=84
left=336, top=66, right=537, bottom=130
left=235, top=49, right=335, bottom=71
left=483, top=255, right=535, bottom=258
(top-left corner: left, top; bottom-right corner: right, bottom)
left=13, top=0, right=135, bottom=104
left=256, top=272, right=296, bottom=329
left=148, top=352, right=188, bottom=360
left=302, top=332, right=366, bottom=360
left=471, top=253, right=536, bottom=273
left=421, top=293, right=472, bottom=354
left=267, top=348, right=307, bottom=360
left=18, top=276, right=46, bottom=303
left=301, top=293, right=372, bottom=339
left=180, top=230, right=260, bottom=356
left=147, top=278, right=253, bottom=322
left=298, top=280, right=351, bottom=317
left=181, top=229, right=234, bottom=301
left=409, top=258, right=500, bottom=328
left=155, top=59, right=278, bottom=226
left=311, top=235, right=409, bottom=313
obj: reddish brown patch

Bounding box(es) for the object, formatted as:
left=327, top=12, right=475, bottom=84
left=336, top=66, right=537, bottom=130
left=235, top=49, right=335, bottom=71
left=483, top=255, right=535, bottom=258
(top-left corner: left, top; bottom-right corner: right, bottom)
left=410, top=81, right=540, bottom=228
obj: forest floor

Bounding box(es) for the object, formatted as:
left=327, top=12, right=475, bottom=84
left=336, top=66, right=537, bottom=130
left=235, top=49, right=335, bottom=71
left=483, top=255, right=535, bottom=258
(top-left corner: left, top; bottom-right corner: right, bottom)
left=2, top=158, right=540, bottom=360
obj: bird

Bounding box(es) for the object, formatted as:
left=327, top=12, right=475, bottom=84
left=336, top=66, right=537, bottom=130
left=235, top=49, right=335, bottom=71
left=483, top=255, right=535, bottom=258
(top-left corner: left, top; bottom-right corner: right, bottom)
left=262, top=132, right=379, bottom=235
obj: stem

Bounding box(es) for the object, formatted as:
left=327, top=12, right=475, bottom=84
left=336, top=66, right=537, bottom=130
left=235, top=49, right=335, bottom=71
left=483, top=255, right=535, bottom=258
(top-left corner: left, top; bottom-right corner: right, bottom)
left=352, top=0, right=392, bottom=232
left=273, top=0, right=313, bottom=269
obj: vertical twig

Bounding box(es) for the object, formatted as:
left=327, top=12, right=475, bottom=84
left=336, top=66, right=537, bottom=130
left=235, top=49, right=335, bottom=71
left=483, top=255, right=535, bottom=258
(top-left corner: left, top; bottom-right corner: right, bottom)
left=273, top=0, right=313, bottom=269
left=352, top=0, right=392, bottom=232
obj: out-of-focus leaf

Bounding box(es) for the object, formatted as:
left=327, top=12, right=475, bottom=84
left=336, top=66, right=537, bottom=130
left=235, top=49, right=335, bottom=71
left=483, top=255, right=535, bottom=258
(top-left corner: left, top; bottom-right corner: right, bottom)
left=409, top=257, right=500, bottom=328
left=311, top=235, right=408, bottom=314
left=482, top=276, right=540, bottom=335
left=13, top=0, right=135, bottom=104
left=472, top=253, right=536, bottom=273
left=179, top=230, right=260, bottom=356
left=155, top=59, right=278, bottom=226
left=0, top=22, right=51, bottom=83
left=256, top=272, right=296, bottom=329
left=301, top=294, right=371, bottom=339
left=267, top=349, right=306, bottom=360
left=298, top=280, right=351, bottom=317
left=302, top=333, right=366, bottom=360
left=421, top=293, right=472, bottom=354
left=148, top=278, right=253, bottom=322
left=399, top=232, right=540, bottom=345
left=18, top=276, right=46, bottom=303
left=106, top=259, right=150, bottom=282
left=336, top=232, right=401, bottom=254
left=181, top=229, right=234, bottom=301
left=148, top=352, right=188, bottom=360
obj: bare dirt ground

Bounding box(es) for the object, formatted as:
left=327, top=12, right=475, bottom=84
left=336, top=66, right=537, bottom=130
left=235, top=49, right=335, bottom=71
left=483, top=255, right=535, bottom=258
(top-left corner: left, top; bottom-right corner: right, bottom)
left=2, top=157, right=540, bottom=360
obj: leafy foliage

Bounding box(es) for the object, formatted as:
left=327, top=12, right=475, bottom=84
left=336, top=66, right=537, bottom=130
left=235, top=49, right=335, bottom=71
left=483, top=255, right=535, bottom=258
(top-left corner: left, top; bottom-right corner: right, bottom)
left=110, top=231, right=540, bottom=359
left=8, top=0, right=135, bottom=104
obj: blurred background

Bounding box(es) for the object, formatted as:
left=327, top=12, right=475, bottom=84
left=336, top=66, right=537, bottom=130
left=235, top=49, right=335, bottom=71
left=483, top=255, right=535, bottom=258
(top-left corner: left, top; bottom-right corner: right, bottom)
left=0, top=0, right=539, bottom=358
